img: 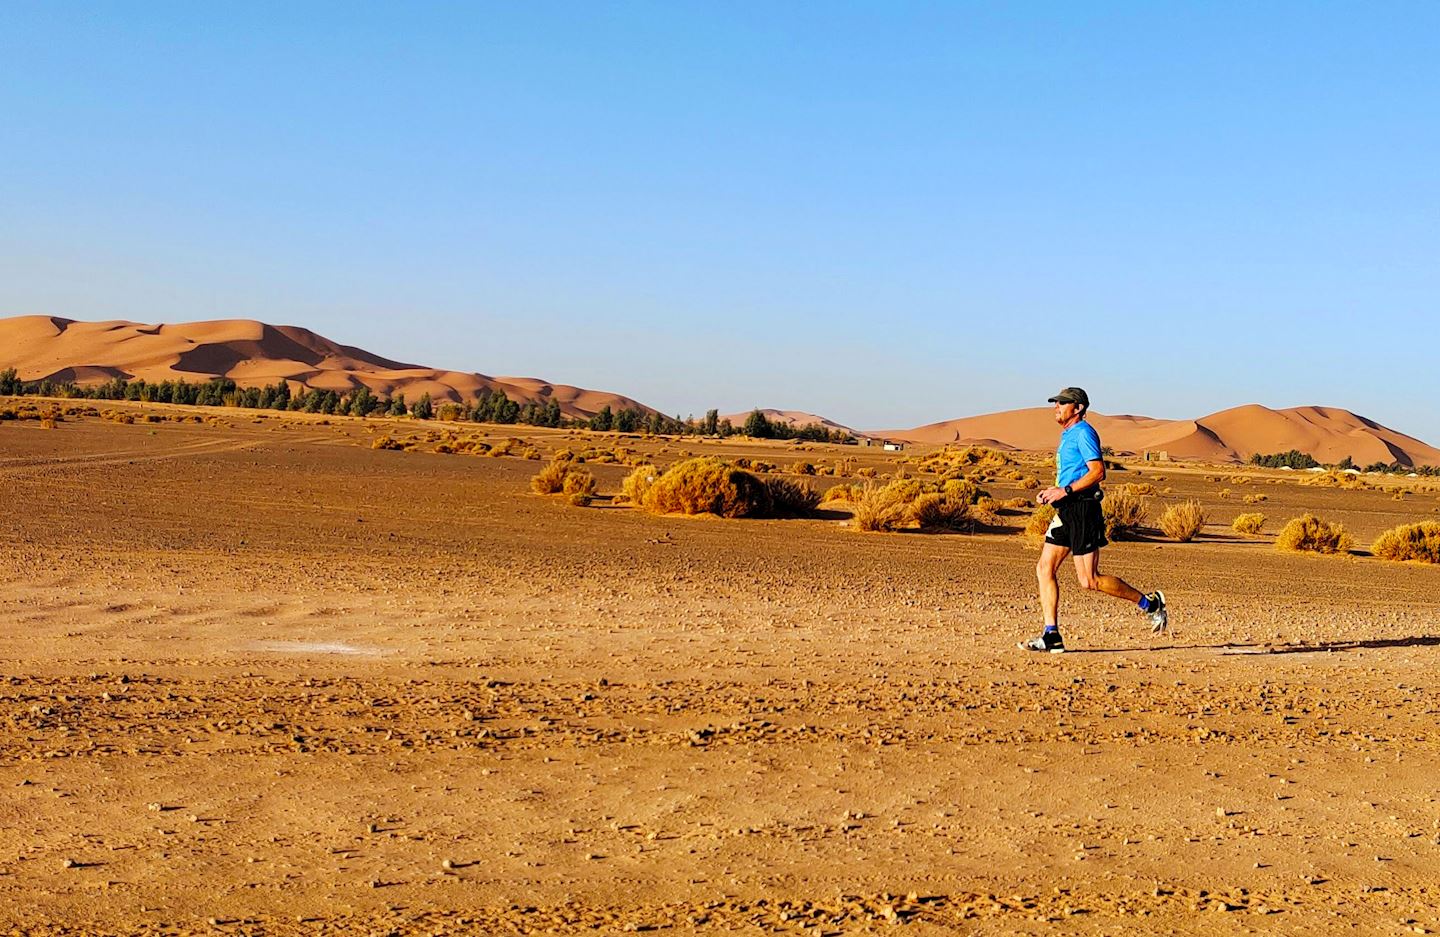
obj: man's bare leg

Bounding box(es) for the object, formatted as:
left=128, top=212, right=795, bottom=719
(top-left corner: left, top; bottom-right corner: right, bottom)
left=1071, top=549, right=1142, bottom=603
left=1036, top=542, right=1071, bottom=627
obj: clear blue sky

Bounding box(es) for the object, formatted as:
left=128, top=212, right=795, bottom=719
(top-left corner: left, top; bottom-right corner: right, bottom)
left=3, top=2, right=1438, bottom=441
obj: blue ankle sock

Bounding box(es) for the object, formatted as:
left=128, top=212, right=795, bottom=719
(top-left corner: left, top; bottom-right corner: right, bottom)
left=1138, top=595, right=1152, bottom=612
left=1044, top=624, right=1059, bottom=634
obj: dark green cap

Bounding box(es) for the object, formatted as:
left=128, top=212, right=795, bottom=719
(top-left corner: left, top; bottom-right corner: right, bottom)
left=1047, top=387, right=1090, bottom=407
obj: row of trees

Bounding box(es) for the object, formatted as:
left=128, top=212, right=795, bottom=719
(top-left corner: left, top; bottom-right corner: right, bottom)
left=1250, top=448, right=1438, bottom=475
left=0, top=369, right=855, bottom=441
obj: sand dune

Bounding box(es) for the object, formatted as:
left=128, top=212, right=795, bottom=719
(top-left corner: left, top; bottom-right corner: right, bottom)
left=882, top=404, right=1440, bottom=467
left=0, top=316, right=653, bottom=418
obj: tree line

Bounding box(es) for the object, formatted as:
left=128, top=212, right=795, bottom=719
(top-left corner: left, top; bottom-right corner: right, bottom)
left=0, top=369, right=854, bottom=441
left=1250, top=448, right=1437, bottom=475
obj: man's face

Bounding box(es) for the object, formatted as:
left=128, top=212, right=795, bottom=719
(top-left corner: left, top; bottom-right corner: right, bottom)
left=1053, top=401, right=1079, bottom=424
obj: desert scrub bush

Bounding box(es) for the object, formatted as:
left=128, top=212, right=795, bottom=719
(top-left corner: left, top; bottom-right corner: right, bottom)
left=762, top=477, right=820, bottom=517
left=999, top=496, right=1032, bottom=510
left=821, top=483, right=857, bottom=504
left=1232, top=513, right=1266, bottom=535
left=1126, top=482, right=1157, bottom=496
left=562, top=468, right=597, bottom=499
left=1371, top=521, right=1440, bottom=563
left=1275, top=513, right=1353, bottom=555
left=372, top=435, right=404, bottom=450
left=1218, top=488, right=1231, bottom=499
left=1301, top=470, right=1368, bottom=489
left=1102, top=486, right=1149, bottom=540
left=789, top=460, right=816, bottom=476
left=642, top=457, right=771, bottom=518
left=851, top=480, right=918, bottom=532
left=1230, top=475, right=1252, bottom=485
left=1025, top=504, right=1057, bottom=546
left=1243, top=493, right=1268, bottom=503
left=530, top=459, right=573, bottom=494
left=857, top=466, right=877, bottom=479
left=909, top=492, right=977, bottom=532
left=622, top=464, right=660, bottom=505
left=1158, top=500, right=1207, bottom=542
left=569, top=491, right=594, bottom=507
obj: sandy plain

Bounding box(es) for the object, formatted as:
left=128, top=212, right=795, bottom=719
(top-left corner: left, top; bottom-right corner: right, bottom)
left=3, top=400, right=1440, bottom=935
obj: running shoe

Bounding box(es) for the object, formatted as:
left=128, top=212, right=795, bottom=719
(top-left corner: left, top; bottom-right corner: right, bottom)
left=1146, top=590, right=1168, bottom=635
left=1018, top=631, right=1066, bottom=653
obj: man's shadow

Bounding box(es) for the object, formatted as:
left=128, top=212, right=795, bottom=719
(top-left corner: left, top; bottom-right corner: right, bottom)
left=1065, top=635, right=1440, bottom=655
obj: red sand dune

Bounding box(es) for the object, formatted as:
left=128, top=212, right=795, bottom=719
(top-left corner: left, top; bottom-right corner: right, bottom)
left=880, top=405, right=1440, bottom=467
left=0, top=316, right=654, bottom=419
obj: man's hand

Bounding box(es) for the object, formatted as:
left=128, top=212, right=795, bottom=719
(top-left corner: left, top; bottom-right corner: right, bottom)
left=1037, top=486, right=1066, bottom=505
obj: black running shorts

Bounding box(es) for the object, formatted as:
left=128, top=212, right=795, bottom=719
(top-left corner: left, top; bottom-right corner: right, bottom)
left=1045, top=492, right=1108, bottom=556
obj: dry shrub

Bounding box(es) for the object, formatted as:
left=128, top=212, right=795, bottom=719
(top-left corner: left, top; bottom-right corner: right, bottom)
left=1102, top=486, right=1149, bottom=540
left=1302, top=470, right=1368, bottom=489
left=821, top=483, right=856, bottom=504
left=1275, top=513, right=1353, bottom=555
left=569, top=491, right=594, bottom=507
left=1218, top=488, right=1232, bottom=499
left=1159, top=500, right=1207, bottom=542
left=939, top=477, right=988, bottom=505
left=909, top=493, right=971, bottom=531
left=852, top=481, right=916, bottom=532
left=522, top=447, right=542, bottom=460
left=1243, top=493, right=1268, bottom=503
left=530, top=460, right=572, bottom=494
left=434, top=442, right=456, bottom=454
left=1127, top=482, right=1157, bottom=496
left=1371, top=521, right=1440, bottom=563
left=562, top=468, right=596, bottom=498
left=1231, top=475, right=1252, bottom=485
left=489, top=438, right=519, bottom=458
left=789, top=460, right=816, bottom=476
left=643, top=457, right=770, bottom=518
left=857, top=466, right=877, bottom=479
left=763, top=477, right=820, bottom=517
left=1017, top=476, right=1041, bottom=490
left=372, top=435, right=403, bottom=450
left=1232, top=513, right=1266, bottom=535
left=622, top=464, right=660, bottom=505
left=1025, top=505, right=1057, bottom=546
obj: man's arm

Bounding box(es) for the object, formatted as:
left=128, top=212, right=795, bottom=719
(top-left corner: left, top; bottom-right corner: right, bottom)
left=1038, top=459, right=1106, bottom=505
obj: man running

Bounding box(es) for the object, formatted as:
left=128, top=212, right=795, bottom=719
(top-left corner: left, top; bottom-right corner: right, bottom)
left=1019, top=387, right=1168, bottom=653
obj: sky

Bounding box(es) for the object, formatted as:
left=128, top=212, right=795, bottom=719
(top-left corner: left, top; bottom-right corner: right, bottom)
left=3, top=2, right=1439, bottom=440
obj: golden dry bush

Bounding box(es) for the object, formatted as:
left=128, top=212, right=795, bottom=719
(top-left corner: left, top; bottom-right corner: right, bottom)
left=1231, top=512, right=1266, bottom=535
left=999, top=496, right=1032, bottom=510
left=371, top=435, right=403, bottom=450
left=857, top=466, right=877, bottom=479
left=642, top=457, right=770, bottom=518
left=851, top=481, right=916, bottom=532
left=789, top=460, right=816, bottom=476
left=1025, top=504, right=1057, bottom=546
left=530, top=460, right=571, bottom=494
left=1230, top=475, right=1253, bottom=486
left=1243, top=492, right=1268, bottom=503
left=1371, top=521, right=1440, bottom=563
left=821, top=483, right=856, bottom=504
left=561, top=468, right=596, bottom=498
left=621, top=463, right=660, bottom=505
left=1127, top=482, right=1157, bottom=496
left=908, top=492, right=974, bottom=531
left=1218, top=488, right=1232, bottom=499
left=568, top=491, right=593, bottom=507
left=1275, top=513, right=1353, bottom=555
left=762, top=477, right=820, bottom=517
left=1102, top=486, right=1149, bottom=540
left=1301, top=470, right=1368, bottom=489
left=1158, top=500, right=1207, bottom=542
left=1017, top=475, right=1041, bottom=490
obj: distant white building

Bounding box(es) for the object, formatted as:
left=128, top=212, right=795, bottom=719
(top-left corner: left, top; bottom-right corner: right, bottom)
left=883, top=441, right=905, bottom=452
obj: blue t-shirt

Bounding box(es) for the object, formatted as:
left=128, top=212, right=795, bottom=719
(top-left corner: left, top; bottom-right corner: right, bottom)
left=1056, top=420, right=1102, bottom=488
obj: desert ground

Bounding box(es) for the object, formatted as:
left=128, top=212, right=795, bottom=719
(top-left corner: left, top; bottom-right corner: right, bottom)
left=3, top=400, right=1440, bottom=935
